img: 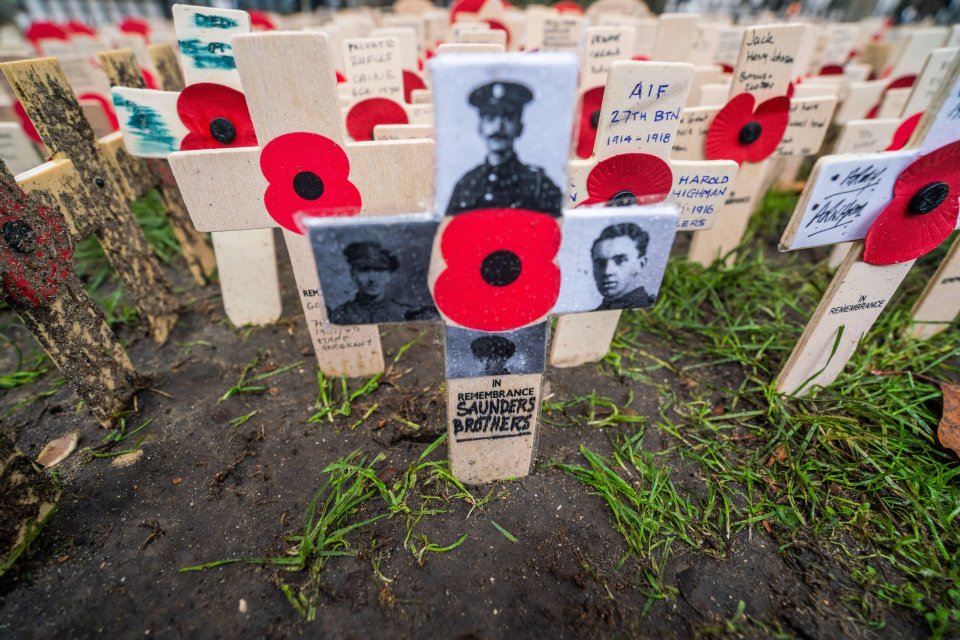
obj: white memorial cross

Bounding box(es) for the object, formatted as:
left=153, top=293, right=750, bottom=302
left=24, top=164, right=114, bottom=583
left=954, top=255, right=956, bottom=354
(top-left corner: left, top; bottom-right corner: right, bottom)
left=110, top=4, right=281, bottom=327
left=671, top=24, right=838, bottom=266
left=305, top=52, right=681, bottom=484
left=168, top=31, right=434, bottom=378
left=775, top=58, right=960, bottom=395
left=550, top=60, right=738, bottom=367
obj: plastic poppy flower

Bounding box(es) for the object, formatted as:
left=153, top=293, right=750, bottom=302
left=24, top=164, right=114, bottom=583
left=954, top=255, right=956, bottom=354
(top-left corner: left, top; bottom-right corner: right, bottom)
left=819, top=64, right=844, bottom=75
left=25, top=21, right=68, bottom=53
left=579, top=154, right=673, bottom=207
left=885, top=112, right=923, bottom=151
left=249, top=11, right=277, bottom=30
left=65, top=21, right=96, bottom=36
left=705, top=92, right=790, bottom=165
left=576, top=86, right=604, bottom=159
left=403, top=70, right=427, bottom=103
left=553, top=1, right=584, bottom=13
left=260, top=132, right=362, bottom=234
left=0, top=187, right=72, bottom=308
left=176, top=83, right=258, bottom=151
left=865, top=75, right=915, bottom=119
left=450, top=0, right=509, bottom=22
left=864, top=140, right=960, bottom=265
left=119, top=18, right=150, bottom=43
left=345, top=98, right=409, bottom=142
left=434, top=208, right=560, bottom=331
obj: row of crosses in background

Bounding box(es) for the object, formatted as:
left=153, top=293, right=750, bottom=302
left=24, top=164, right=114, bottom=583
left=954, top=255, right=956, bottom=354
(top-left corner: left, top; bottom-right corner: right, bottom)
left=775, top=57, right=960, bottom=395
left=111, top=5, right=283, bottom=329
left=304, top=51, right=683, bottom=484
left=673, top=24, right=838, bottom=267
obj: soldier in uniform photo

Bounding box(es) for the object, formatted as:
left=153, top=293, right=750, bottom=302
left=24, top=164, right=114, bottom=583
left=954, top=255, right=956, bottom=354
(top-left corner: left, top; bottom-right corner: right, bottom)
left=445, top=81, right=563, bottom=217
left=329, top=242, right=437, bottom=324
left=591, top=223, right=657, bottom=311
left=470, top=335, right=517, bottom=376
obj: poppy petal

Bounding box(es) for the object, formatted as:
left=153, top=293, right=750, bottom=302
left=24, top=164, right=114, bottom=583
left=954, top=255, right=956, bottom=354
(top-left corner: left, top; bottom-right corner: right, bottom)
left=886, top=112, right=923, bottom=151
left=576, top=86, right=605, bottom=159
left=864, top=141, right=960, bottom=265
left=345, top=98, right=409, bottom=142
left=176, top=83, right=258, bottom=150
left=402, top=70, right=427, bottom=103
left=705, top=93, right=755, bottom=164
left=744, top=95, right=790, bottom=163
left=581, top=154, right=673, bottom=206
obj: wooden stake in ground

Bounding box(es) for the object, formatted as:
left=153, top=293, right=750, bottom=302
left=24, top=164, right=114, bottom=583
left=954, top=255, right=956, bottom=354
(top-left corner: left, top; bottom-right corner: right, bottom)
left=168, top=31, right=435, bottom=378
left=109, top=5, right=282, bottom=327
left=0, top=430, right=60, bottom=576
left=551, top=61, right=738, bottom=367
left=672, top=24, right=837, bottom=266
left=775, top=58, right=960, bottom=395
left=0, top=57, right=178, bottom=343
left=0, top=159, right=138, bottom=425
left=306, top=53, right=681, bottom=484
left=97, top=46, right=216, bottom=287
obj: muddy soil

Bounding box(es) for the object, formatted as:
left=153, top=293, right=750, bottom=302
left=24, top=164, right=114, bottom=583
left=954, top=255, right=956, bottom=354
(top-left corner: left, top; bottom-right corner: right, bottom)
left=0, top=231, right=928, bottom=639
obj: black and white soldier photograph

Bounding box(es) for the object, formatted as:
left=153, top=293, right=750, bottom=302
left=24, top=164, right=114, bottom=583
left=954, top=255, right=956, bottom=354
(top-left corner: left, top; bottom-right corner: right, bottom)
left=552, top=205, right=679, bottom=315
left=304, top=214, right=440, bottom=325
left=430, top=53, right=579, bottom=219
left=445, top=323, right=548, bottom=379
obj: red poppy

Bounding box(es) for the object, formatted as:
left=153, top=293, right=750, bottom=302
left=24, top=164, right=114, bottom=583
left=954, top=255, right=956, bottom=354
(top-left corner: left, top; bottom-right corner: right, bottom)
left=819, top=64, right=844, bottom=75
left=119, top=18, right=150, bottom=43
left=705, top=92, right=790, bottom=165
left=403, top=70, right=427, bottom=103
left=863, top=141, right=960, bottom=265
left=576, top=86, right=604, bottom=159
left=0, top=187, right=72, bottom=308
left=25, top=21, right=67, bottom=53
left=554, top=1, right=584, bottom=13
left=260, top=132, right=362, bottom=234
left=631, top=56, right=650, bottom=61
left=78, top=93, right=119, bottom=132
left=719, top=63, right=734, bottom=73
left=345, top=98, right=409, bottom=142
left=13, top=102, right=42, bottom=145
left=484, top=19, right=511, bottom=47
left=579, top=154, right=673, bottom=207
left=336, top=71, right=346, bottom=84
left=65, top=21, right=96, bottom=36
left=434, top=208, right=560, bottom=331
left=176, top=83, right=258, bottom=151
left=450, top=0, right=510, bottom=23
left=249, top=10, right=277, bottom=31
left=142, top=69, right=158, bottom=90
left=886, top=112, right=923, bottom=151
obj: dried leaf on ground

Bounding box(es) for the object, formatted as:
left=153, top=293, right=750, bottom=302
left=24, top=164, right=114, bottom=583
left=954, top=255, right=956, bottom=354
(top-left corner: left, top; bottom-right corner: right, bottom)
left=36, top=432, right=78, bottom=468
left=937, top=382, right=960, bottom=458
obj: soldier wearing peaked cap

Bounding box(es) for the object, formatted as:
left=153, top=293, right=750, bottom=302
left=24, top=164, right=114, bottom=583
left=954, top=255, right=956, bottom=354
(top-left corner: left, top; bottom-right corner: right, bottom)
left=470, top=335, right=516, bottom=376
left=446, top=81, right=563, bottom=217
left=330, top=242, right=437, bottom=324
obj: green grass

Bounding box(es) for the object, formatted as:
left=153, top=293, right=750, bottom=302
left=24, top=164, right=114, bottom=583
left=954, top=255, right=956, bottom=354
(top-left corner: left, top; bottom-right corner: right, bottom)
left=554, top=192, right=960, bottom=636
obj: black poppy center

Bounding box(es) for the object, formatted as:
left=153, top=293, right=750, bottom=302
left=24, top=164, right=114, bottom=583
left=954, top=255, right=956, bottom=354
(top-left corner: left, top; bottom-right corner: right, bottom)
left=2, top=219, right=35, bottom=253
left=738, top=121, right=762, bottom=145
left=590, top=110, right=601, bottom=130
left=908, top=181, right=949, bottom=215
left=293, top=171, right=325, bottom=201
left=209, top=117, right=237, bottom=144
left=480, top=250, right=521, bottom=287
left=608, top=190, right=637, bottom=207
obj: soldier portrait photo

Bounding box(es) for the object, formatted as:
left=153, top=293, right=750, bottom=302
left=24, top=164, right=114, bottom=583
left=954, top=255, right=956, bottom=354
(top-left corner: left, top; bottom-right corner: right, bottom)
left=551, top=207, right=679, bottom=315
left=444, top=81, right=563, bottom=217
left=306, top=215, right=440, bottom=326
left=431, top=55, right=578, bottom=222
left=445, top=323, right=548, bottom=379
left=591, top=223, right=657, bottom=311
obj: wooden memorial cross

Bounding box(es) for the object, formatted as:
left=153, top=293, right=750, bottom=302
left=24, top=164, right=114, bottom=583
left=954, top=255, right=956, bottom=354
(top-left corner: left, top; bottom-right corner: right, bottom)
left=0, top=57, right=178, bottom=343
left=97, top=46, right=217, bottom=287
left=109, top=4, right=282, bottom=327
left=305, top=52, right=681, bottom=484
left=341, top=34, right=433, bottom=142
left=671, top=24, right=838, bottom=266
left=0, top=159, right=137, bottom=425
left=167, top=30, right=434, bottom=378
left=573, top=24, right=635, bottom=160
left=775, top=58, right=960, bottom=395
left=551, top=60, right=739, bottom=367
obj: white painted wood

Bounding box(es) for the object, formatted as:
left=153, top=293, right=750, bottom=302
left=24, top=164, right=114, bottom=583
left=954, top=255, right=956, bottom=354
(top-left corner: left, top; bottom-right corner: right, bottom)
left=908, top=237, right=960, bottom=339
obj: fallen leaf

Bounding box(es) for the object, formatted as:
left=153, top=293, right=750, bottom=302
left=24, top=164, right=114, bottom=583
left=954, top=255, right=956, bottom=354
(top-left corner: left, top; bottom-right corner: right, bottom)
left=173, top=477, right=183, bottom=485
left=937, top=382, right=960, bottom=458
left=37, top=432, right=78, bottom=468
left=111, top=449, right=143, bottom=468
left=761, top=520, right=773, bottom=534
left=268, top=387, right=279, bottom=396
left=765, top=445, right=788, bottom=468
